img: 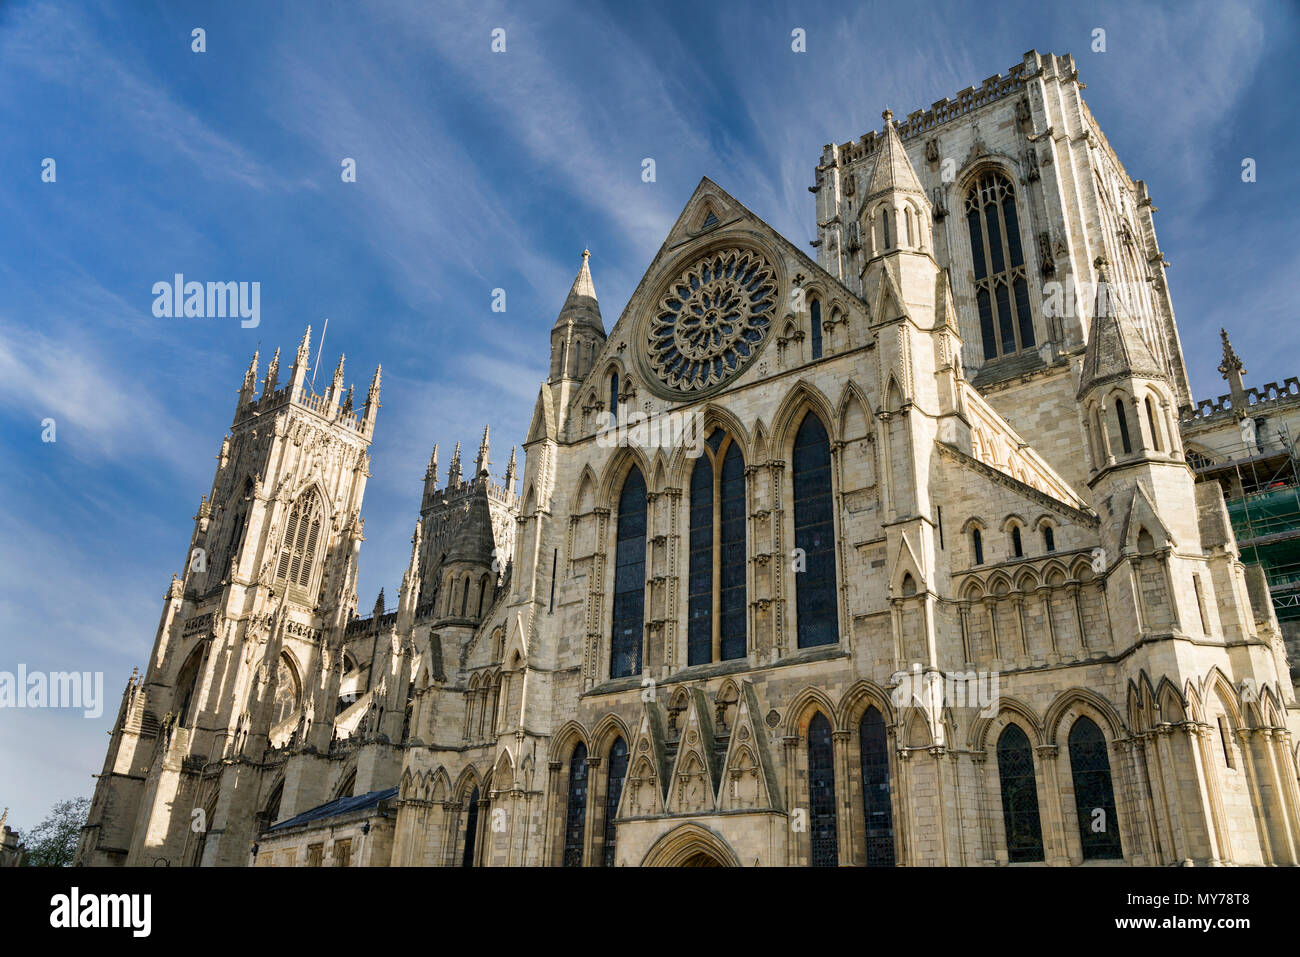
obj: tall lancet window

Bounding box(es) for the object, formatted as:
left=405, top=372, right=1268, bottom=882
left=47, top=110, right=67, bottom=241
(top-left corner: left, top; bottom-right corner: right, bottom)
left=688, top=432, right=748, bottom=666
left=609, top=371, right=619, bottom=426
left=792, top=413, right=838, bottom=648
left=966, top=171, right=1034, bottom=361
left=275, top=494, right=323, bottom=595
left=602, top=737, right=628, bottom=867
left=997, top=724, right=1044, bottom=862
left=562, top=742, right=588, bottom=867
left=809, top=297, right=823, bottom=359
left=610, top=467, right=646, bottom=678
left=808, top=712, right=839, bottom=866
left=1068, top=717, right=1122, bottom=860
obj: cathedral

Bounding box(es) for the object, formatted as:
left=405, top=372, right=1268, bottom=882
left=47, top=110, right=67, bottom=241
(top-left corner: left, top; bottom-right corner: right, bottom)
left=77, top=50, right=1300, bottom=868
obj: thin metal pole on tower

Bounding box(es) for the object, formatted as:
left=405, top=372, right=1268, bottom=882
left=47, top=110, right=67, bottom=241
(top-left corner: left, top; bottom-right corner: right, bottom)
left=310, top=318, right=329, bottom=393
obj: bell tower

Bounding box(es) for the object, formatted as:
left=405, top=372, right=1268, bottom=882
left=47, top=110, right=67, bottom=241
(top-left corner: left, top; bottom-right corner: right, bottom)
left=77, top=327, right=382, bottom=867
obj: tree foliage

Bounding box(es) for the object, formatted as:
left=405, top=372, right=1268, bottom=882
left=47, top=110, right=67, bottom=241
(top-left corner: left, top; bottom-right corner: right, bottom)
left=21, top=797, right=90, bottom=867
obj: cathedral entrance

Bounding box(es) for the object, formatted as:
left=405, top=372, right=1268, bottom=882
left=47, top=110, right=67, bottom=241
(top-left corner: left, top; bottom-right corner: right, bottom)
left=641, top=823, right=740, bottom=867
left=678, top=851, right=726, bottom=867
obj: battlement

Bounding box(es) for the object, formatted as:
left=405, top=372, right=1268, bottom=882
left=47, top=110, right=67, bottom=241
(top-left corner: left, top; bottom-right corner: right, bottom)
left=1181, top=377, right=1300, bottom=424
left=819, top=50, right=1078, bottom=169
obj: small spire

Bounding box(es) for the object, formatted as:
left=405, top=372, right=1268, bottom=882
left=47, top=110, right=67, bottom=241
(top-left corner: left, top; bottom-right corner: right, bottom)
left=475, top=425, right=491, bottom=477
left=552, top=248, right=603, bottom=333
left=341, top=384, right=355, bottom=415
left=367, top=364, right=382, bottom=400
left=296, top=326, right=311, bottom=365
left=504, top=445, right=518, bottom=491
left=449, top=442, right=462, bottom=486
left=263, top=347, right=280, bottom=396
left=425, top=444, right=439, bottom=484
left=865, top=107, right=926, bottom=200
left=374, top=588, right=386, bottom=617
left=1218, top=327, right=1247, bottom=398
left=333, top=353, right=346, bottom=386
left=291, top=326, right=312, bottom=388
left=242, top=350, right=259, bottom=390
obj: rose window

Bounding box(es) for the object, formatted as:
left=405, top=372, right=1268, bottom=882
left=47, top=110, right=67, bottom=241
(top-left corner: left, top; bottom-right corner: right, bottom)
left=647, top=247, right=777, bottom=393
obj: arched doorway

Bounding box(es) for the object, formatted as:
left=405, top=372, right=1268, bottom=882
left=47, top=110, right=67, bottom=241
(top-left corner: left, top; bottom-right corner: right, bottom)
left=640, top=823, right=740, bottom=867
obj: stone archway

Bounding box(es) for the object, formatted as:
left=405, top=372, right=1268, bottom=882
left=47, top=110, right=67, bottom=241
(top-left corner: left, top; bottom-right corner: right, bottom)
left=641, top=822, right=741, bottom=867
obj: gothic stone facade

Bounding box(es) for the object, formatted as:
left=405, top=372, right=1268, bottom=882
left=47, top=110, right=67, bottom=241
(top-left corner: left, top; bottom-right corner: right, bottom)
left=78, top=50, right=1300, bottom=868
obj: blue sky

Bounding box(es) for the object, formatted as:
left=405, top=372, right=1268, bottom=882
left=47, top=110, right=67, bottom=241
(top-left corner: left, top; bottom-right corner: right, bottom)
left=0, top=0, right=1296, bottom=832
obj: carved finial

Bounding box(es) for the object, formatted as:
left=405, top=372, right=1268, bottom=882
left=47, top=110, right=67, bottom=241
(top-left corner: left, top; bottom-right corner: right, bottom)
left=505, top=445, right=518, bottom=491
left=426, top=444, right=439, bottom=484
left=263, top=347, right=280, bottom=396
left=476, top=425, right=491, bottom=477
left=1218, top=327, right=1247, bottom=397
left=882, top=108, right=894, bottom=124
left=449, top=442, right=463, bottom=486
left=341, top=384, right=355, bottom=415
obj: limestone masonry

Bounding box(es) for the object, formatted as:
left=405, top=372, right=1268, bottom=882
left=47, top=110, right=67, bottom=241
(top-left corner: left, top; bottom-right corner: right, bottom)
left=78, top=50, right=1300, bottom=867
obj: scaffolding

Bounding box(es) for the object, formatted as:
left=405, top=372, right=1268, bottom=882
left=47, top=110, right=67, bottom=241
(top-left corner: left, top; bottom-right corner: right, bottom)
left=1192, top=422, right=1300, bottom=620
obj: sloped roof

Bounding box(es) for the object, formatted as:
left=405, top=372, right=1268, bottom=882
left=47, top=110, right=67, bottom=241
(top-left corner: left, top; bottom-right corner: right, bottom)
left=552, top=249, right=604, bottom=334
left=1077, top=265, right=1165, bottom=397
left=265, top=786, right=398, bottom=833
left=864, top=110, right=927, bottom=201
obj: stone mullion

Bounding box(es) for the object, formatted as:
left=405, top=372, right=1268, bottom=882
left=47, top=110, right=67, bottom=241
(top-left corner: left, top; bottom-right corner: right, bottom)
left=971, top=752, right=994, bottom=864
left=770, top=461, right=786, bottom=656
left=1108, top=740, right=1141, bottom=863
left=983, top=597, right=1001, bottom=664
left=1236, top=729, right=1274, bottom=865
left=832, top=729, right=853, bottom=865
left=896, top=746, right=914, bottom=865
left=958, top=601, right=972, bottom=665
left=1035, top=744, right=1069, bottom=865
left=1151, top=726, right=1188, bottom=862
left=1038, top=586, right=1059, bottom=659
left=1186, top=722, right=1226, bottom=864
left=583, top=755, right=602, bottom=867
left=543, top=761, right=561, bottom=866
left=831, top=439, right=850, bottom=649
left=782, top=735, right=798, bottom=865
left=664, top=488, right=680, bottom=674
left=930, top=745, right=952, bottom=865
left=586, top=508, right=609, bottom=687
left=443, top=802, right=461, bottom=867
left=1068, top=583, right=1087, bottom=653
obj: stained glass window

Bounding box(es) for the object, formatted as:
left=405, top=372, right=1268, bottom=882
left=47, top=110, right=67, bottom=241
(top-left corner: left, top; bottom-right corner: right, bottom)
left=1068, top=717, right=1122, bottom=860
left=810, top=297, right=823, bottom=359
left=997, top=724, right=1044, bottom=862
left=859, top=707, right=895, bottom=866
left=966, top=172, right=1034, bottom=361
left=563, top=743, right=588, bottom=867
left=719, top=443, right=746, bottom=661
left=808, top=712, right=839, bottom=866
left=461, top=786, right=479, bottom=867
left=793, top=413, right=837, bottom=648
left=687, top=454, right=713, bottom=666
left=602, top=737, right=628, bottom=867
left=687, top=434, right=747, bottom=665
left=610, top=468, right=646, bottom=678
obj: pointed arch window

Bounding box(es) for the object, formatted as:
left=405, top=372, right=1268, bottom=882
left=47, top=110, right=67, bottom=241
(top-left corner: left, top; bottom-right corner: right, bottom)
left=1069, top=717, right=1122, bottom=860
left=562, top=743, right=588, bottom=867
left=859, top=706, right=895, bottom=866
left=1144, top=396, right=1162, bottom=452
left=688, top=433, right=747, bottom=666
left=1043, top=525, right=1056, bottom=553
left=966, top=171, right=1034, bottom=361
left=1115, top=398, right=1132, bottom=454
left=609, top=371, right=619, bottom=426
left=602, top=737, right=628, bottom=867
left=997, top=724, right=1044, bottom=862
left=1011, top=526, right=1023, bottom=558
left=610, top=467, right=646, bottom=678
left=275, top=494, right=323, bottom=594
left=793, top=413, right=838, bottom=648
left=808, top=712, right=839, bottom=866
left=461, top=786, right=479, bottom=867
left=972, top=527, right=984, bottom=566
left=809, top=297, right=823, bottom=359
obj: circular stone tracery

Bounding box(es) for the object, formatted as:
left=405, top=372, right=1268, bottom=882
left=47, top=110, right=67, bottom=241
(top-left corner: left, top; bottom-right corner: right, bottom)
left=647, top=247, right=777, bottom=393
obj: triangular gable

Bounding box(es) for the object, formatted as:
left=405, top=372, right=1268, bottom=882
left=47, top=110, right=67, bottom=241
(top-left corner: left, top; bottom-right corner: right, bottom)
left=890, top=531, right=926, bottom=594
left=620, top=701, right=670, bottom=817
left=666, top=687, right=720, bottom=815
left=1119, top=484, right=1176, bottom=551
left=525, top=385, right=555, bottom=445
left=717, top=682, right=783, bottom=812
